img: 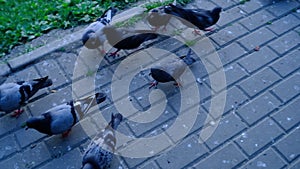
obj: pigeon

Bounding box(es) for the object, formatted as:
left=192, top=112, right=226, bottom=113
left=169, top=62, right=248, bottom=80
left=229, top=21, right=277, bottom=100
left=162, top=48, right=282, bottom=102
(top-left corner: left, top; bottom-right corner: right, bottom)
left=149, top=49, right=196, bottom=88
left=81, top=113, right=123, bottom=169
left=102, top=26, right=158, bottom=57
left=146, top=6, right=171, bottom=31
left=164, top=4, right=222, bottom=34
left=0, top=76, right=53, bottom=117
left=82, top=7, right=118, bottom=53
left=25, top=92, right=107, bottom=137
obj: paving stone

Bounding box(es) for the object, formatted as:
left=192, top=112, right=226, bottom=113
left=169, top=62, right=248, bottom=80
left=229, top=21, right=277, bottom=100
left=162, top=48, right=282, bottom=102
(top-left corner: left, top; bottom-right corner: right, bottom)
left=266, top=0, right=300, bottom=17
left=137, top=161, right=160, bottom=169
left=239, top=47, right=278, bottom=73
left=193, top=143, right=246, bottom=169
left=40, top=148, right=82, bottom=169
left=238, top=0, right=266, bottom=14
left=210, top=24, right=248, bottom=46
left=268, top=14, right=300, bottom=35
left=194, top=0, right=217, bottom=9
left=238, top=27, right=277, bottom=51
left=127, top=105, right=177, bottom=137
left=239, top=10, right=275, bottom=31
left=16, top=128, right=45, bottom=148
left=156, top=136, right=208, bottom=169
left=271, top=49, right=300, bottom=77
left=268, top=31, right=300, bottom=55
left=236, top=118, right=283, bottom=156
left=35, top=59, right=69, bottom=89
left=211, top=0, right=236, bottom=9
left=44, top=118, right=97, bottom=158
left=0, top=63, right=10, bottom=76
left=214, top=43, right=247, bottom=66
left=237, top=92, right=281, bottom=125
left=28, top=86, right=72, bottom=116
left=0, top=134, right=19, bottom=160
left=272, top=97, right=300, bottom=131
left=0, top=142, right=51, bottom=169
left=203, top=86, right=248, bottom=117
left=56, top=52, right=78, bottom=80
left=239, top=68, right=281, bottom=98
left=205, top=63, right=248, bottom=92
left=241, top=148, right=286, bottom=169
left=217, top=7, right=247, bottom=27
left=290, top=159, right=300, bottom=169
left=202, top=113, right=247, bottom=150
left=275, top=127, right=300, bottom=162
left=272, top=73, right=300, bottom=103
left=0, top=112, right=29, bottom=136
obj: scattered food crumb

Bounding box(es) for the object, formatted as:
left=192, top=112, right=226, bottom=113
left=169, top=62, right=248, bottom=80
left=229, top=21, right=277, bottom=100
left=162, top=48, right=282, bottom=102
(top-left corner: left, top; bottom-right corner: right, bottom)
left=254, top=46, right=260, bottom=51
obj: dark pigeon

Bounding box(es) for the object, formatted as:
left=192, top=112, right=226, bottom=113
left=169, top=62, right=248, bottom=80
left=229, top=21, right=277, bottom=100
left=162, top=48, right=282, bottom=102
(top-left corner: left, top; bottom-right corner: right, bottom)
left=0, top=76, right=52, bottom=117
left=81, top=113, right=123, bottom=169
left=82, top=7, right=118, bottom=53
left=149, top=49, right=196, bottom=88
left=102, top=26, right=158, bottom=57
left=164, top=4, right=222, bottom=34
left=25, top=93, right=106, bottom=137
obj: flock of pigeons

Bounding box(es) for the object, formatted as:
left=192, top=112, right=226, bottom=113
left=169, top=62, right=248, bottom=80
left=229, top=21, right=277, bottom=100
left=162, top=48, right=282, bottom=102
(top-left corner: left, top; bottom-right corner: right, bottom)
left=0, top=3, right=222, bottom=169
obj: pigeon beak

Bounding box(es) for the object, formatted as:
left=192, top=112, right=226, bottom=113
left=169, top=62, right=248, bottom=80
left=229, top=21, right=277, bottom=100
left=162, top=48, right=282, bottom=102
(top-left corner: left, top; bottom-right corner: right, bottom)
left=21, top=122, right=27, bottom=128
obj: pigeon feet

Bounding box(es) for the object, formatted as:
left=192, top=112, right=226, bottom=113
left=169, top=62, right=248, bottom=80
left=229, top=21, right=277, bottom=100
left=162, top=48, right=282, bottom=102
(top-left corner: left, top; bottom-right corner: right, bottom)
left=10, top=109, right=24, bottom=118
left=204, top=27, right=215, bottom=32
left=108, top=51, right=120, bottom=58
left=61, top=130, right=71, bottom=138
left=173, top=82, right=181, bottom=87
left=192, top=29, right=202, bottom=35
left=149, top=81, right=158, bottom=89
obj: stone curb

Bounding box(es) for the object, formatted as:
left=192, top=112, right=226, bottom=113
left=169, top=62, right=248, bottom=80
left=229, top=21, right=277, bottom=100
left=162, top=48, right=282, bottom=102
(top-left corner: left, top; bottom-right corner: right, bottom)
left=5, top=6, right=146, bottom=73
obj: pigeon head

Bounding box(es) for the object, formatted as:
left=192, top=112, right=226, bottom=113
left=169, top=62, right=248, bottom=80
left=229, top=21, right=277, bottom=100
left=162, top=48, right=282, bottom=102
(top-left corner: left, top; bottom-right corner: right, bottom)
left=95, top=92, right=106, bottom=104
left=25, top=115, right=52, bottom=135
left=212, top=7, right=222, bottom=15
left=108, top=113, right=123, bottom=130
left=82, top=30, right=95, bottom=44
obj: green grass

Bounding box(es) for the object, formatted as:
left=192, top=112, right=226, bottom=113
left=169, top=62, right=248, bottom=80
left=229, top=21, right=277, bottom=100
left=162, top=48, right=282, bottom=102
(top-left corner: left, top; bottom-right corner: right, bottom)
left=114, top=14, right=144, bottom=28
left=0, top=0, right=193, bottom=58
left=143, top=0, right=191, bottom=11
left=0, top=0, right=138, bottom=58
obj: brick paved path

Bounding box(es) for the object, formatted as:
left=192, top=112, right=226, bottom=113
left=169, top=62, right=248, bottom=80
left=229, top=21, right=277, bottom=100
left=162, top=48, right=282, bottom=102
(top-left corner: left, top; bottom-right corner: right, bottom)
left=0, top=0, right=299, bottom=168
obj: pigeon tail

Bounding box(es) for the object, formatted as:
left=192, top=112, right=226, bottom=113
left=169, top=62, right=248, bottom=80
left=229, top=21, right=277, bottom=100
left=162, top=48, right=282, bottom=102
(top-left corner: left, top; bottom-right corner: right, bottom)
left=108, top=113, right=123, bottom=130
left=180, top=49, right=196, bottom=65
left=96, top=7, right=118, bottom=25
left=22, top=76, right=52, bottom=98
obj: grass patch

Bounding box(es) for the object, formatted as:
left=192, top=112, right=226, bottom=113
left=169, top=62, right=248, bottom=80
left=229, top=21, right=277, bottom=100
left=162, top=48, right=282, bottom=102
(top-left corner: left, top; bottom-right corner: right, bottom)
left=114, top=14, right=144, bottom=28
left=143, top=0, right=191, bottom=11
left=239, top=0, right=250, bottom=4
left=0, top=0, right=138, bottom=58
left=185, top=39, right=197, bottom=47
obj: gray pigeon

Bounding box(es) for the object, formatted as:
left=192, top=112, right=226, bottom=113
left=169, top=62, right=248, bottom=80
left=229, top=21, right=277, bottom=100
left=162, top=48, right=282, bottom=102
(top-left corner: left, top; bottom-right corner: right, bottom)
left=146, top=6, right=171, bottom=31
left=0, top=76, right=52, bottom=117
left=149, top=49, right=196, bottom=88
left=81, top=113, right=123, bottom=169
left=25, top=93, right=107, bottom=137
left=102, top=26, right=158, bottom=57
left=82, top=7, right=118, bottom=52
left=164, top=4, right=222, bottom=34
